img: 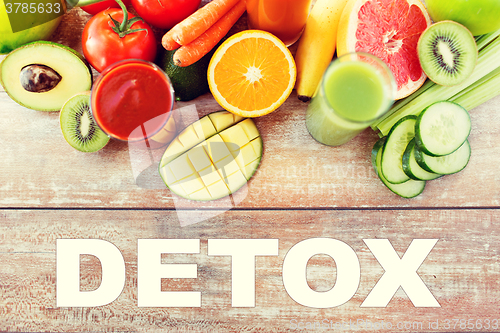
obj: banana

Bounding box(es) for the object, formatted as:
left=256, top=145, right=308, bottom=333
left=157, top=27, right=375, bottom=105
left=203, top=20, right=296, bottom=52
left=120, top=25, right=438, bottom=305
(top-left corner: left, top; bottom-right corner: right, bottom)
left=294, top=0, right=350, bottom=102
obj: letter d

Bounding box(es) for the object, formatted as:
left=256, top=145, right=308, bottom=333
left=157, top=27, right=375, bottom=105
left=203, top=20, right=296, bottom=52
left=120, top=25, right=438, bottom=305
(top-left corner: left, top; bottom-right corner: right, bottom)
left=56, top=239, right=125, bottom=307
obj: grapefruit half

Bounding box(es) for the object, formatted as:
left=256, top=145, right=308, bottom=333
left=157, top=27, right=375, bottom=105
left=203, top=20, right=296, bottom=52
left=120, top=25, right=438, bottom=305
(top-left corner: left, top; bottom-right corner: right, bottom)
left=337, top=0, right=431, bottom=99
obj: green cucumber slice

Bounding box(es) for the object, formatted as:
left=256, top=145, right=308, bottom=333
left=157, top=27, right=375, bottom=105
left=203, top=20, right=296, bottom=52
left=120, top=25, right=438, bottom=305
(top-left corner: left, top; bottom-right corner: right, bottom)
left=415, top=101, right=471, bottom=156
left=414, top=140, right=471, bottom=175
left=381, top=115, right=417, bottom=184
left=372, top=137, right=425, bottom=198
left=402, top=139, right=442, bottom=181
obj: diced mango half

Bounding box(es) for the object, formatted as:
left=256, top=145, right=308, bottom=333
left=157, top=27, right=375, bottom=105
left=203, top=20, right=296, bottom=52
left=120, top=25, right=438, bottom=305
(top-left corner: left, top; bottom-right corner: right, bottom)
left=202, top=134, right=231, bottom=163
left=160, top=137, right=185, bottom=166
left=243, top=159, right=261, bottom=180
left=167, top=153, right=195, bottom=181
left=224, top=170, right=248, bottom=193
left=187, top=146, right=212, bottom=171
left=189, top=187, right=212, bottom=201
left=160, top=116, right=217, bottom=166
left=231, top=138, right=262, bottom=172
left=215, top=155, right=241, bottom=178
left=159, top=164, right=176, bottom=184
left=208, top=111, right=244, bottom=132
left=158, top=111, right=263, bottom=201
left=238, top=118, right=260, bottom=141
left=198, top=164, right=223, bottom=186
left=207, top=180, right=230, bottom=198
left=179, top=174, right=205, bottom=195
left=219, top=125, right=251, bottom=150
left=192, top=116, right=217, bottom=140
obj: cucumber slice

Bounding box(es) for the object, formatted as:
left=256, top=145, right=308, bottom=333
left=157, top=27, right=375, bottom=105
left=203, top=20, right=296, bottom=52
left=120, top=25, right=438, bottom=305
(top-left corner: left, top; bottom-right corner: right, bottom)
left=402, top=139, right=442, bottom=181
left=372, top=137, right=426, bottom=198
left=414, top=140, right=471, bottom=175
left=415, top=101, right=471, bottom=156
left=381, top=115, right=417, bottom=184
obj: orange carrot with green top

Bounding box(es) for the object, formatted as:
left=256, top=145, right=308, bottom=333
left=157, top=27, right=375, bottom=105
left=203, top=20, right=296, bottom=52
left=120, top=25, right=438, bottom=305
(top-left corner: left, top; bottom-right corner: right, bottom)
left=173, top=0, right=246, bottom=67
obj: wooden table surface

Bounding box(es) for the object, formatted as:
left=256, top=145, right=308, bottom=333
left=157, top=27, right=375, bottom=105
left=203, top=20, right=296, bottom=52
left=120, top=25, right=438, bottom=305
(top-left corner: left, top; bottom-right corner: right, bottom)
left=2, top=4, right=500, bottom=332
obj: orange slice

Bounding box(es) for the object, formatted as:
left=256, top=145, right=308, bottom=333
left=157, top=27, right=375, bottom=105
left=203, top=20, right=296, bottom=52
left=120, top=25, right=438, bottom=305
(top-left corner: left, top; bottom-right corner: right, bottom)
left=208, top=30, right=296, bottom=118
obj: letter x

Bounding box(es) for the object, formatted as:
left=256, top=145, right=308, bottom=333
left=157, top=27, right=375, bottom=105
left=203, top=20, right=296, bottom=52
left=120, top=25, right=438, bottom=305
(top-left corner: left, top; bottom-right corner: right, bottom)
left=361, top=239, right=440, bottom=308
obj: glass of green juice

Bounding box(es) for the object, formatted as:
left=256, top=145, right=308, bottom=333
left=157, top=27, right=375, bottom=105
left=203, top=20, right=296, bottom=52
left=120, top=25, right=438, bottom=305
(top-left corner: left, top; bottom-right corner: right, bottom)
left=305, top=52, right=396, bottom=146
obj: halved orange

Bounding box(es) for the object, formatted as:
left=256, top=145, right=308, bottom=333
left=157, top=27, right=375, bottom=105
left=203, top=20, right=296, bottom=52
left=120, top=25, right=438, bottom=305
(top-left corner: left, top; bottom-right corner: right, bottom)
left=208, top=30, right=296, bottom=118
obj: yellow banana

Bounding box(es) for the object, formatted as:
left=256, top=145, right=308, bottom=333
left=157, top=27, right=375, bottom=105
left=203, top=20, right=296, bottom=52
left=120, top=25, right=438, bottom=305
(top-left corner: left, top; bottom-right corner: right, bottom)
left=294, top=0, right=350, bottom=102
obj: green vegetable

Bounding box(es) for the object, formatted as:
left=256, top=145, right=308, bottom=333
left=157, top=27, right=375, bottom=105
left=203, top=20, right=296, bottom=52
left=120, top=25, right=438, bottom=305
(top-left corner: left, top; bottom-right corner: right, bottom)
left=372, top=99, right=472, bottom=198
left=380, top=115, right=417, bottom=184
left=414, top=140, right=471, bottom=175
left=371, top=137, right=426, bottom=198
left=372, top=29, right=500, bottom=136
left=415, top=101, right=471, bottom=156
left=156, top=47, right=212, bottom=102
left=402, top=139, right=442, bottom=181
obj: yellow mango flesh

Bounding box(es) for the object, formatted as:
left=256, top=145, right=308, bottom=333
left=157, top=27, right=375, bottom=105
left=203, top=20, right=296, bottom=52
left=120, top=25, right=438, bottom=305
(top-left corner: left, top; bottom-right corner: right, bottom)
left=159, top=111, right=262, bottom=201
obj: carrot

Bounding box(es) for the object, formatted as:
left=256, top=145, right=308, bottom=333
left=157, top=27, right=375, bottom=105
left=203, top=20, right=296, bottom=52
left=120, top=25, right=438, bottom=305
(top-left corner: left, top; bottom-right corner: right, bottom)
left=162, top=30, right=181, bottom=51
left=173, top=0, right=246, bottom=67
left=161, top=0, right=241, bottom=51
left=173, top=0, right=241, bottom=46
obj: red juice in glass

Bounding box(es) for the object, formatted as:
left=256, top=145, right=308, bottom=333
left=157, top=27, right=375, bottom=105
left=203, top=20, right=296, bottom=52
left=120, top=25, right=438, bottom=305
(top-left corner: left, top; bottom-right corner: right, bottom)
left=90, top=59, right=175, bottom=143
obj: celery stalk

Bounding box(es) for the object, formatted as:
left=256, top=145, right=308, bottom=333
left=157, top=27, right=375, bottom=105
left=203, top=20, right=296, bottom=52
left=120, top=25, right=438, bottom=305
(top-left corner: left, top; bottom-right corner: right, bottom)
left=450, top=66, right=500, bottom=101
left=374, top=32, right=500, bottom=136
left=476, top=29, right=500, bottom=50
left=450, top=67, right=500, bottom=110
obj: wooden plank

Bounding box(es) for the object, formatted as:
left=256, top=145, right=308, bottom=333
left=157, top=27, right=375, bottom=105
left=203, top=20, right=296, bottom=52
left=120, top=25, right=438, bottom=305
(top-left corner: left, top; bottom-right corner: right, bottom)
left=1, top=209, right=499, bottom=331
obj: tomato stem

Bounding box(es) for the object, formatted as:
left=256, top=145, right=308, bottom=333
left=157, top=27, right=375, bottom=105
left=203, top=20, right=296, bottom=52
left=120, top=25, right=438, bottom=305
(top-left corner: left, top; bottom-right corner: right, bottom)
left=109, top=0, right=147, bottom=38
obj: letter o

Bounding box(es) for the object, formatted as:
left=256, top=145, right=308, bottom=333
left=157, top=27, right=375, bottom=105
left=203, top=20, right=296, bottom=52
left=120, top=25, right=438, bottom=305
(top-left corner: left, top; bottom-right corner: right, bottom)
left=282, top=238, right=360, bottom=308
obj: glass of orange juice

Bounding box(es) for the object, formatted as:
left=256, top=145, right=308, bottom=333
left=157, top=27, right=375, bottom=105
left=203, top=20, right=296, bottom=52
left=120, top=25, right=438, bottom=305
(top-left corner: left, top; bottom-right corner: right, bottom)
left=246, top=0, right=312, bottom=46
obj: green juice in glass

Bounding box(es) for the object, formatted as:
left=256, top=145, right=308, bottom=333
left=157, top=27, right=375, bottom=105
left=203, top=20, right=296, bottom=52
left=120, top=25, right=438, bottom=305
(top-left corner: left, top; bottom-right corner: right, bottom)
left=306, top=53, right=395, bottom=146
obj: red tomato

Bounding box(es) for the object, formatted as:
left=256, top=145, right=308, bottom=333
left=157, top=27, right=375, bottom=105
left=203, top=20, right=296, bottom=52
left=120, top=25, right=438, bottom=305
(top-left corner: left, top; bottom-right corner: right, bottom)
left=81, top=8, right=157, bottom=73
left=80, top=0, right=131, bottom=15
left=131, top=0, right=201, bottom=30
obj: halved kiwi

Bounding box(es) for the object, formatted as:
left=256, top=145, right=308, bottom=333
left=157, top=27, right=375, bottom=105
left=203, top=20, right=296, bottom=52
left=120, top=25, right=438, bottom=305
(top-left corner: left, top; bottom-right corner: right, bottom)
left=418, top=20, right=478, bottom=86
left=59, top=92, right=110, bottom=153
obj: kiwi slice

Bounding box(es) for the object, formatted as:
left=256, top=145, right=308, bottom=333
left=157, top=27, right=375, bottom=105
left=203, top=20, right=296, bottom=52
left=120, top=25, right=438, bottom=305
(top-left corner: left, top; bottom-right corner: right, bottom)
left=59, top=92, right=110, bottom=153
left=418, top=20, right=478, bottom=86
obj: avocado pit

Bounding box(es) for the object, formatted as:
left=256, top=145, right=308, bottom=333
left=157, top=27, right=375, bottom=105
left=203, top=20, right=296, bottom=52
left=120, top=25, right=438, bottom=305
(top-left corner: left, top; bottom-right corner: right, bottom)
left=20, top=64, right=62, bottom=93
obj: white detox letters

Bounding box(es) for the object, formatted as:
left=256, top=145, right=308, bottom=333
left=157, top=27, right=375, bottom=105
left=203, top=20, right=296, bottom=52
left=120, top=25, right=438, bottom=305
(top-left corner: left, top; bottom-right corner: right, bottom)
left=361, top=239, right=440, bottom=307
left=282, top=238, right=360, bottom=308
left=137, top=239, right=201, bottom=307
left=56, top=239, right=125, bottom=307
left=207, top=239, right=279, bottom=307
left=56, top=238, right=439, bottom=308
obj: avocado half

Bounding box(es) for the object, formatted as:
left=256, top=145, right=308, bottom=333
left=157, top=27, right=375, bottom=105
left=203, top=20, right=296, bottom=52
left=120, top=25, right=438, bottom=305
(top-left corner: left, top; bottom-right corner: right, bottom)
left=0, top=41, right=92, bottom=111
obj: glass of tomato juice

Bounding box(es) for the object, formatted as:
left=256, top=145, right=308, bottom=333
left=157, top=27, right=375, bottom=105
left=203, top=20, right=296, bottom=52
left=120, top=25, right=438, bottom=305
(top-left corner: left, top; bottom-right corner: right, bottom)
left=90, top=59, right=175, bottom=148
left=246, top=0, right=312, bottom=46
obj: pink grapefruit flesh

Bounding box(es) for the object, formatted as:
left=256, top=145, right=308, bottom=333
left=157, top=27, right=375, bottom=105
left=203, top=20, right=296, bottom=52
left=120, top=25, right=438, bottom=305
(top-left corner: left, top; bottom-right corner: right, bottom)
left=337, top=0, right=431, bottom=99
